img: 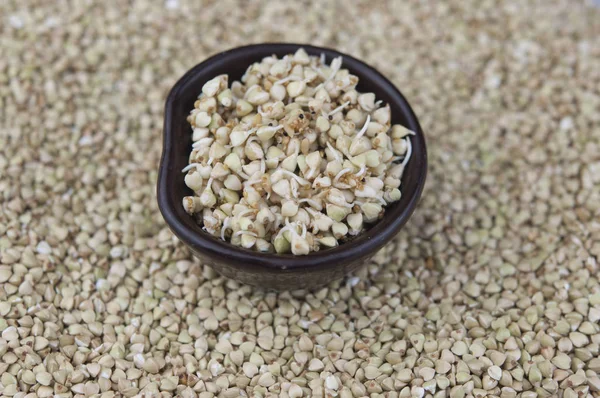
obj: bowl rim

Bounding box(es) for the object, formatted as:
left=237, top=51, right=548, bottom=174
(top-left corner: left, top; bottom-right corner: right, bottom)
left=158, top=42, right=427, bottom=271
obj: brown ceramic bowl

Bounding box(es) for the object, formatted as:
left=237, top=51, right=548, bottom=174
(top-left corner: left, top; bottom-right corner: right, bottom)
left=157, top=43, right=427, bottom=290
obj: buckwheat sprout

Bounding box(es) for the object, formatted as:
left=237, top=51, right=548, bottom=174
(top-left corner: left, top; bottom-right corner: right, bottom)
left=235, top=170, right=250, bottom=179
left=313, top=190, right=329, bottom=199
left=237, top=209, right=255, bottom=219
left=274, top=221, right=296, bottom=240
left=274, top=75, right=302, bottom=85
left=298, top=198, right=323, bottom=210
left=192, top=137, right=214, bottom=149
left=233, top=230, right=257, bottom=238
left=333, top=168, right=353, bottom=185
left=280, top=222, right=307, bottom=255
left=241, top=64, right=253, bottom=81
left=304, top=167, right=319, bottom=180
left=328, top=101, right=350, bottom=117
left=230, top=128, right=257, bottom=148
left=320, top=53, right=326, bottom=65
left=244, top=185, right=257, bottom=196
left=207, top=157, right=214, bottom=166
left=220, top=217, right=231, bottom=240
left=355, top=165, right=367, bottom=177
left=373, top=195, right=387, bottom=206
left=245, top=126, right=258, bottom=136
left=339, top=147, right=353, bottom=160
left=304, top=207, right=318, bottom=216
left=294, top=97, right=311, bottom=106
left=304, top=209, right=329, bottom=232
left=311, top=177, right=327, bottom=189
left=333, top=181, right=352, bottom=190
left=260, top=158, right=266, bottom=174
left=181, top=163, right=201, bottom=173
left=272, top=169, right=311, bottom=186
left=354, top=114, right=371, bottom=142
left=258, top=124, right=284, bottom=133
left=323, top=56, right=342, bottom=83
left=326, top=141, right=342, bottom=162
left=245, top=84, right=259, bottom=93
left=401, top=138, right=412, bottom=168
left=375, top=100, right=383, bottom=107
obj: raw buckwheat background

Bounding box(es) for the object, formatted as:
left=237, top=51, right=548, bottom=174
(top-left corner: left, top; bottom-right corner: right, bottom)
left=1, top=1, right=600, bottom=397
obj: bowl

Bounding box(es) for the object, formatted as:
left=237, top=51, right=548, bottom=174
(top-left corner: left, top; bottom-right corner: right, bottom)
left=157, top=43, right=427, bottom=290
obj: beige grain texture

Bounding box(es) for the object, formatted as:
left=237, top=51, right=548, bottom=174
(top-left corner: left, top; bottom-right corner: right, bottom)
left=0, top=1, right=599, bottom=397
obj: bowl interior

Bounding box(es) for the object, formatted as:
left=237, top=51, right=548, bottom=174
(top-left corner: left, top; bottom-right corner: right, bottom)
left=159, top=43, right=427, bottom=270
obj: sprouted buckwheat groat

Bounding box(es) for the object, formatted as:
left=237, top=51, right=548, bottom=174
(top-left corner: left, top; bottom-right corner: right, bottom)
left=182, top=48, right=414, bottom=254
